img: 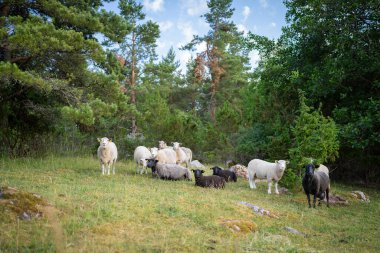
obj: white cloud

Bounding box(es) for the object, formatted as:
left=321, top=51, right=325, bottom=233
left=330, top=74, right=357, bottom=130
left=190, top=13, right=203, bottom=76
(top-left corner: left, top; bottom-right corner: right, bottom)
left=237, top=24, right=248, bottom=34
left=271, top=22, right=276, bottom=27
left=260, top=0, right=268, bottom=8
left=158, top=21, right=173, bottom=32
left=156, top=39, right=167, bottom=50
left=180, top=0, right=208, bottom=16
left=242, top=6, right=251, bottom=22
left=177, top=22, right=197, bottom=43
left=143, top=0, right=164, bottom=12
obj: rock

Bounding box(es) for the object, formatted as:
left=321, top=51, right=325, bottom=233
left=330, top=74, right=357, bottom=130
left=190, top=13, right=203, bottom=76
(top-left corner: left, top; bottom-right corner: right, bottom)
left=284, top=226, right=306, bottom=237
left=238, top=201, right=278, bottom=218
left=229, top=164, right=248, bottom=180
left=20, top=212, right=31, bottom=220
left=350, top=191, right=370, bottom=202
left=323, top=194, right=349, bottom=205
left=278, top=187, right=289, bottom=194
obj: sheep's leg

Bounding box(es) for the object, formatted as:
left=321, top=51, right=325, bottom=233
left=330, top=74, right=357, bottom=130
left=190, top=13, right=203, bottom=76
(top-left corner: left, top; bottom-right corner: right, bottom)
left=107, top=162, right=111, bottom=175
left=248, top=172, right=256, bottom=189
left=313, top=194, right=317, bottom=208
left=101, top=163, right=105, bottom=175
left=112, top=161, right=115, bottom=175
left=326, top=188, right=330, bottom=208
left=274, top=181, right=279, bottom=194
left=307, top=193, right=311, bottom=208
left=268, top=181, right=272, bottom=194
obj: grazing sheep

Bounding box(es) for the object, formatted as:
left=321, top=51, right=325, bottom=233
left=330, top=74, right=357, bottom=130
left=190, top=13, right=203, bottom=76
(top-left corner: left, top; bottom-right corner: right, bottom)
left=155, top=147, right=177, bottom=164
left=248, top=159, right=288, bottom=194
left=158, top=140, right=168, bottom=150
left=229, top=164, right=249, bottom=180
left=192, top=169, right=226, bottom=188
left=146, top=159, right=191, bottom=180
left=134, top=146, right=153, bottom=174
left=210, top=166, right=237, bottom=182
left=302, top=164, right=330, bottom=208
left=172, top=142, right=190, bottom=167
left=97, top=137, right=118, bottom=175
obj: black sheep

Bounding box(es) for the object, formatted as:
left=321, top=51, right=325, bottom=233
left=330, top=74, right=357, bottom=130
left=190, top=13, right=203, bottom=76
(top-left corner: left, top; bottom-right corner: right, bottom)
left=192, top=169, right=226, bottom=188
left=302, top=164, right=330, bottom=208
left=210, top=166, right=237, bottom=182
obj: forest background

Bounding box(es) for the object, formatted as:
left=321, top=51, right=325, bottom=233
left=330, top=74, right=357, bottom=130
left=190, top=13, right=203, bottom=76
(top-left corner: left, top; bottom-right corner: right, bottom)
left=0, top=0, right=379, bottom=187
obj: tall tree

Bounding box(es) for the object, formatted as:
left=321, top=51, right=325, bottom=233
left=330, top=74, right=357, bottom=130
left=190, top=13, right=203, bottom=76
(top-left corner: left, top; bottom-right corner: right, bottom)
left=183, top=0, right=240, bottom=121
left=118, top=0, right=159, bottom=137
left=0, top=0, right=129, bottom=155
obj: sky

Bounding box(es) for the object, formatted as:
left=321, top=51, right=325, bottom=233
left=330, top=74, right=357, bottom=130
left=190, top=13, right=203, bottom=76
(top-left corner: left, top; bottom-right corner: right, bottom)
left=102, top=0, right=287, bottom=72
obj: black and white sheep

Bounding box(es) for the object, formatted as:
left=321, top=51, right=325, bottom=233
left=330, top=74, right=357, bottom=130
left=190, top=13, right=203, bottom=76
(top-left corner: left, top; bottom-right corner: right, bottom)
left=146, top=159, right=191, bottom=180
left=210, top=166, right=237, bottom=182
left=97, top=137, right=118, bottom=175
left=192, top=169, right=226, bottom=188
left=302, top=164, right=330, bottom=208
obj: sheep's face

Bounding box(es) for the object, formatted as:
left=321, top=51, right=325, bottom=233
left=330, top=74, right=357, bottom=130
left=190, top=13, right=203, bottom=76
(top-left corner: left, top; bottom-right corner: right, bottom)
left=99, top=137, right=110, bottom=147
left=158, top=141, right=167, bottom=149
left=192, top=169, right=204, bottom=178
left=305, top=164, right=315, bottom=177
left=210, top=166, right=222, bottom=175
left=172, top=142, right=181, bottom=150
left=276, top=160, right=287, bottom=173
left=150, top=147, right=158, bottom=157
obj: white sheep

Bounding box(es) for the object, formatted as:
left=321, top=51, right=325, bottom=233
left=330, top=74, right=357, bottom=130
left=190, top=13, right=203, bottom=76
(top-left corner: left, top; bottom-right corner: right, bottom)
left=158, top=140, right=168, bottom=149
left=97, top=137, right=118, bottom=175
left=155, top=147, right=177, bottom=164
left=247, top=159, right=288, bottom=194
left=181, top=147, right=193, bottom=163
left=172, top=142, right=190, bottom=168
left=133, top=146, right=154, bottom=174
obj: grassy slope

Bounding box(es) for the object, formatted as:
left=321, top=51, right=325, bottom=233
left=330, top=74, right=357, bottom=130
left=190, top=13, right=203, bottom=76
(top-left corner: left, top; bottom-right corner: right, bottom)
left=0, top=156, right=379, bottom=252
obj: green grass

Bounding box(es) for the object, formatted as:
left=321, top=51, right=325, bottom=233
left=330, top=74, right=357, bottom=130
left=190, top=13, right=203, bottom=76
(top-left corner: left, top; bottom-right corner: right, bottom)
left=1, top=156, right=379, bottom=252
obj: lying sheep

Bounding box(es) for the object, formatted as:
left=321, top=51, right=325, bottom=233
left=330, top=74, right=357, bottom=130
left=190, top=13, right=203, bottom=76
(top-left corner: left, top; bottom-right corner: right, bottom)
left=134, top=146, right=154, bottom=174
left=210, top=166, right=237, bottom=182
left=172, top=142, right=190, bottom=167
left=146, top=159, right=191, bottom=180
left=190, top=160, right=205, bottom=169
left=248, top=159, right=288, bottom=194
left=192, top=169, right=225, bottom=188
left=302, top=164, right=330, bottom=208
left=97, top=137, right=118, bottom=175
left=229, top=164, right=248, bottom=180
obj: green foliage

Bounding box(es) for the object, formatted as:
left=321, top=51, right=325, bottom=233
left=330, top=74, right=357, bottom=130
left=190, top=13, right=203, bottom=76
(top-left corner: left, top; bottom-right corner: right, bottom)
left=289, top=93, right=339, bottom=174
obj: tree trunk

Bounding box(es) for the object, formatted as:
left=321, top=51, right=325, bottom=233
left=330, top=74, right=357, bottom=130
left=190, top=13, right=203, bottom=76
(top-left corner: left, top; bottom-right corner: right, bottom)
left=130, top=31, right=137, bottom=137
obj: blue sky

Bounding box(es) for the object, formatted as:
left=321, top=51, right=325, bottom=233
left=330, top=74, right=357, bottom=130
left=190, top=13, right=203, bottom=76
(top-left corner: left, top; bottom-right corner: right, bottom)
left=102, top=0, right=287, bottom=72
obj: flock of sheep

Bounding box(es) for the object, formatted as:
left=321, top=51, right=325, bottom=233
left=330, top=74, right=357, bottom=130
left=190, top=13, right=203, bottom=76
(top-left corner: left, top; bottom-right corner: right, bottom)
left=97, top=137, right=331, bottom=208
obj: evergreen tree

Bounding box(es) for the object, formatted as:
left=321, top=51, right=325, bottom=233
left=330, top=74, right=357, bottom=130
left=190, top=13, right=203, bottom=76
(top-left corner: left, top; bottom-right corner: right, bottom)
left=117, top=0, right=159, bottom=137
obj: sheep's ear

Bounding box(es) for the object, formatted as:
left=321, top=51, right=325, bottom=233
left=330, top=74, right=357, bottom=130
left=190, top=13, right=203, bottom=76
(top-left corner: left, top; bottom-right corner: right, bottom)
left=286, top=160, right=290, bottom=164
left=109, top=139, right=112, bottom=142
left=275, top=160, right=278, bottom=163
left=97, top=138, right=101, bottom=142
left=201, top=170, right=205, bottom=173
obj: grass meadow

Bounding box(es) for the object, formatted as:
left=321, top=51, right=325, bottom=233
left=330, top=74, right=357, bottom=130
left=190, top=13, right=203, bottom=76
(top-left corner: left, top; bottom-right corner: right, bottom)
left=0, top=156, right=379, bottom=252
